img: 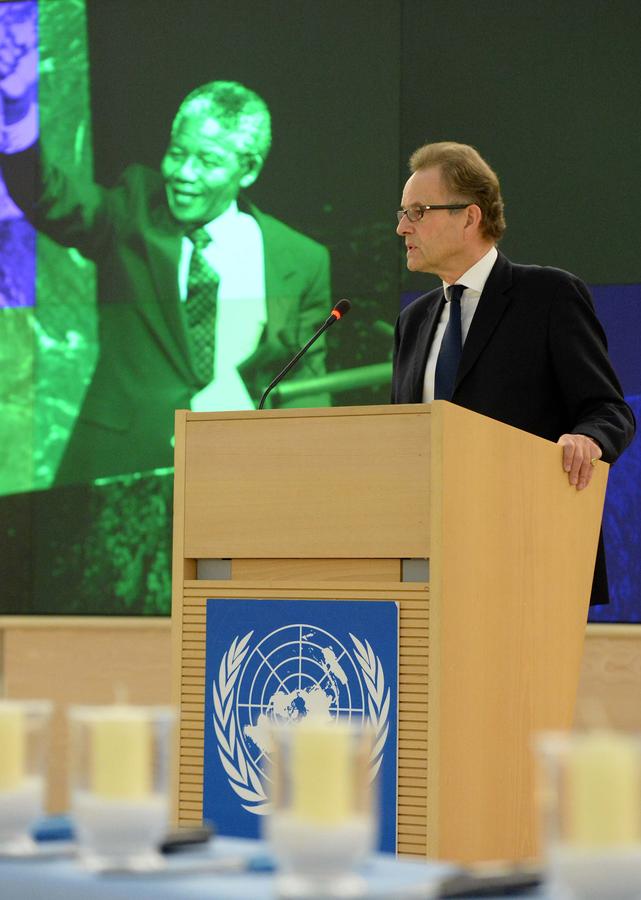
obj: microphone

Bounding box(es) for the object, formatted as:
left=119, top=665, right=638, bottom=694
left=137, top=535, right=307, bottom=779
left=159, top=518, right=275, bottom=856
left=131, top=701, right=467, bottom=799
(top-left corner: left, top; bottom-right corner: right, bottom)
left=258, top=299, right=351, bottom=410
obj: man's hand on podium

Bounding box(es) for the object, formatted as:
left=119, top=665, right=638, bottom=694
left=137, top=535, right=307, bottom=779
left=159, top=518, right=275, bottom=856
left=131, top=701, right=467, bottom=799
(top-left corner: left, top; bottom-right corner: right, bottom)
left=558, top=433, right=603, bottom=491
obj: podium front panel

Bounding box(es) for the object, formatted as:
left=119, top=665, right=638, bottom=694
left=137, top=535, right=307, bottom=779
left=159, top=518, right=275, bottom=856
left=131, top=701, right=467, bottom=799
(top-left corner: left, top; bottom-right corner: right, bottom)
left=181, top=406, right=431, bottom=560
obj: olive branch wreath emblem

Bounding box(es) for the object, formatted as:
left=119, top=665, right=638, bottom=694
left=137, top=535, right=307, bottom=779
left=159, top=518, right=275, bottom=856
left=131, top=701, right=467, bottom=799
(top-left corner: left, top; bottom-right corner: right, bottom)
left=211, top=629, right=390, bottom=814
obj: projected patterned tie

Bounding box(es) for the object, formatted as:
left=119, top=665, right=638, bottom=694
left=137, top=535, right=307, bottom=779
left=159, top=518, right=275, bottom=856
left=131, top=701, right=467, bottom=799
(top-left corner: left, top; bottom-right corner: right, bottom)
left=434, top=283, right=465, bottom=401
left=186, top=227, right=219, bottom=385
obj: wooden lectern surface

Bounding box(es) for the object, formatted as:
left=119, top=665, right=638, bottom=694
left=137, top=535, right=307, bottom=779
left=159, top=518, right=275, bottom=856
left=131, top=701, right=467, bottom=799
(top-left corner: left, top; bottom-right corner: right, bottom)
left=428, top=403, right=607, bottom=861
left=172, top=403, right=608, bottom=864
left=181, top=406, right=431, bottom=559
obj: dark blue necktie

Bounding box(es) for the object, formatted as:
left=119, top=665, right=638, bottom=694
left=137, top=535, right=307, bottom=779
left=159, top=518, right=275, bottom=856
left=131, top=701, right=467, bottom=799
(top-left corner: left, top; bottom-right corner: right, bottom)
left=434, top=283, right=465, bottom=401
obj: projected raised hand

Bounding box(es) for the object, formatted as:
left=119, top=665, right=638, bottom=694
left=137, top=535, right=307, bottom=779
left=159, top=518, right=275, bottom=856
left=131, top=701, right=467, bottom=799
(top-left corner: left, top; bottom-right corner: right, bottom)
left=0, top=2, right=38, bottom=151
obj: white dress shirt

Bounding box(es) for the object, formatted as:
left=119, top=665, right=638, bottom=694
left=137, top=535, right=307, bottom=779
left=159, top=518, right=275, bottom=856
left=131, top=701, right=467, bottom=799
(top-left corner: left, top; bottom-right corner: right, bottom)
left=422, top=245, right=498, bottom=402
left=179, top=201, right=266, bottom=411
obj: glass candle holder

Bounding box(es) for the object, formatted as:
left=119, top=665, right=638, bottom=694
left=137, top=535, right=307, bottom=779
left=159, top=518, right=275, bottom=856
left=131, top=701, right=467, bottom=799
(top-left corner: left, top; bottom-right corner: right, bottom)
left=264, top=720, right=376, bottom=899
left=68, top=704, right=175, bottom=872
left=0, top=699, right=52, bottom=855
left=537, top=731, right=641, bottom=900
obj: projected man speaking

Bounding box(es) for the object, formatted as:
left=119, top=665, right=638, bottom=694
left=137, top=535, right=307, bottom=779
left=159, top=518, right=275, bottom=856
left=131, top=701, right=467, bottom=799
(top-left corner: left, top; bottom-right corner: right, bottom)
left=1, top=79, right=331, bottom=484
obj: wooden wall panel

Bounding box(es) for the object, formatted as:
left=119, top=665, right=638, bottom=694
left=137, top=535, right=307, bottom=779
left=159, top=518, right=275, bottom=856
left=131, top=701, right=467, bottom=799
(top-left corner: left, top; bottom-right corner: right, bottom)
left=0, top=617, right=171, bottom=813
left=575, top=625, right=641, bottom=730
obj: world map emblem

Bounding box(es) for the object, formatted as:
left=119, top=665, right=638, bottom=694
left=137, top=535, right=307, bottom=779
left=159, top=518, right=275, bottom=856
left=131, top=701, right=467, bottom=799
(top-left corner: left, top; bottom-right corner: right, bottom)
left=203, top=599, right=399, bottom=849
left=211, top=623, right=391, bottom=816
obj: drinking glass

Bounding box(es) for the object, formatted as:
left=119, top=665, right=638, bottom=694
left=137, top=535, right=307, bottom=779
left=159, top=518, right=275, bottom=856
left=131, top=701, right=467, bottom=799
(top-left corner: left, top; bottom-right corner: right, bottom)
left=0, top=699, right=52, bottom=855
left=264, top=720, right=376, bottom=898
left=537, top=731, right=641, bottom=900
left=68, top=704, right=175, bottom=871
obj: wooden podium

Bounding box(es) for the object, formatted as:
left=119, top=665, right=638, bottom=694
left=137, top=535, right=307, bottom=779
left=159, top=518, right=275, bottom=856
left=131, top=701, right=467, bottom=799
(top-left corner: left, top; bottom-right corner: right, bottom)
left=171, top=402, right=608, bottom=863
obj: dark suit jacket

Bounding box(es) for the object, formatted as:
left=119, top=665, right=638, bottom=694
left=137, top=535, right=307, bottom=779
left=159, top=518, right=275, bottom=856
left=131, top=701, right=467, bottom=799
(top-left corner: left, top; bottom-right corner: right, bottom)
left=2, top=146, right=331, bottom=483
left=392, top=251, right=635, bottom=603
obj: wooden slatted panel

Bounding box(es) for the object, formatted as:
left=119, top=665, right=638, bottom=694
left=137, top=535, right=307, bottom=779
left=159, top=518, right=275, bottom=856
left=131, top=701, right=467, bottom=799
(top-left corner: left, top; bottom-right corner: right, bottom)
left=398, top=846, right=428, bottom=858
left=177, top=583, right=429, bottom=856
left=179, top=598, right=207, bottom=822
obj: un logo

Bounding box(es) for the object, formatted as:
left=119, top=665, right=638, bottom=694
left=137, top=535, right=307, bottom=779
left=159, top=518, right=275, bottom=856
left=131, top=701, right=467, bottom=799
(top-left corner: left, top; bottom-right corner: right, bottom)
left=211, top=625, right=390, bottom=815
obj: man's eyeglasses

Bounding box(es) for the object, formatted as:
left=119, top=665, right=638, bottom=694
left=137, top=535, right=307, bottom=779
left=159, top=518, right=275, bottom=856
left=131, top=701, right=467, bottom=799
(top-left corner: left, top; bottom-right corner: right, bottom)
left=396, top=203, right=470, bottom=224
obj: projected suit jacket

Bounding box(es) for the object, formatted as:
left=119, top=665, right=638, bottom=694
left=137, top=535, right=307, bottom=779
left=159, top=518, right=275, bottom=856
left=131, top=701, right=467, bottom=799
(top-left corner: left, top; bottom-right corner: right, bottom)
left=3, top=145, right=331, bottom=484
left=391, top=250, right=635, bottom=604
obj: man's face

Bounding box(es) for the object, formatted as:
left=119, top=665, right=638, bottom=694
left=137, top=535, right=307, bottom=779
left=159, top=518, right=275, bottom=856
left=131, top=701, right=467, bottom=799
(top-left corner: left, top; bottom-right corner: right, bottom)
left=161, top=114, right=254, bottom=226
left=396, top=166, right=468, bottom=278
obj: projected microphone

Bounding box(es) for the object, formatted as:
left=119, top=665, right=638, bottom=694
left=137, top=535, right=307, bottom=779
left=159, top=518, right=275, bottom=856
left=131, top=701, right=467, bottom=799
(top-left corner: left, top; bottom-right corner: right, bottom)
left=258, top=299, right=352, bottom=410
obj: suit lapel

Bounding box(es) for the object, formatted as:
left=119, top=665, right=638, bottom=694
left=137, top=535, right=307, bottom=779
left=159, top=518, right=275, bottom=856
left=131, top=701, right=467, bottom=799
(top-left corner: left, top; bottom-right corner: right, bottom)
left=233, top=201, right=301, bottom=403
left=412, top=291, right=445, bottom=401
left=455, top=251, right=513, bottom=391
left=145, top=202, right=195, bottom=381
left=247, top=202, right=299, bottom=338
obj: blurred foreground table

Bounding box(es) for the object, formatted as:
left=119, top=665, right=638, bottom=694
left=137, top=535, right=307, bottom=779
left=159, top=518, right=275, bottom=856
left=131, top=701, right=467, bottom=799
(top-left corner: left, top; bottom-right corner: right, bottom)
left=1, top=835, right=449, bottom=899
left=0, top=835, right=552, bottom=899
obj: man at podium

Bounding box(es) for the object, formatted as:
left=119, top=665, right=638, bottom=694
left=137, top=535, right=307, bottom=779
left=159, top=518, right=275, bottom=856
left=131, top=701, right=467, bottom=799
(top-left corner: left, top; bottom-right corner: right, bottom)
left=392, top=141, right=634, bottom=603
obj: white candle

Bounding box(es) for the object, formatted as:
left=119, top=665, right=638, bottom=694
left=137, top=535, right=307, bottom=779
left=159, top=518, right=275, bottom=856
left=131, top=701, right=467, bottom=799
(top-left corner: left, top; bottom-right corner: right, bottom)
left=566, top=731, right=641, bottom=847
left=90, top=707, right=152, bottom=800
left=291, top=722, right=354, bottom=825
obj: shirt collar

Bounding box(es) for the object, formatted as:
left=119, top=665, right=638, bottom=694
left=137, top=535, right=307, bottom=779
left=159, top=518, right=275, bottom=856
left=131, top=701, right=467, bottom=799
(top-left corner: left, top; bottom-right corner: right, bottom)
left=203, top=200, right=240, bottom=241
left=442, top=245, right=498, bottom=297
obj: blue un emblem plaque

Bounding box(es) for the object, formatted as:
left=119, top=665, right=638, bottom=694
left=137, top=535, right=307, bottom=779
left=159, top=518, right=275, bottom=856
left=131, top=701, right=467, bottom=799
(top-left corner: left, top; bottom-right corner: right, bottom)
left=202, top=598, right=399, bottom=852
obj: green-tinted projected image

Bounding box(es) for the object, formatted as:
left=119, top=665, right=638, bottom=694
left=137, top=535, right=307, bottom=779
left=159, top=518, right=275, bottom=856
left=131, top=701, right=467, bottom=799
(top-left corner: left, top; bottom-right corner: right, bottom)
left=1, top=470, right=173, bottom=615
left=0, top=0, right=38, bottom=497
left=0, top=0, right=399, bottom=616
left=1, top=0, right=95, bottom=497
left=51, top=74, right=330, bottom=485
left=3, top=63, right=331, bottom=489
